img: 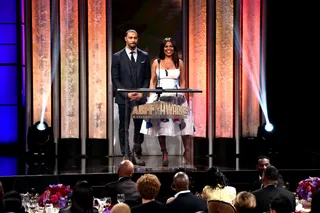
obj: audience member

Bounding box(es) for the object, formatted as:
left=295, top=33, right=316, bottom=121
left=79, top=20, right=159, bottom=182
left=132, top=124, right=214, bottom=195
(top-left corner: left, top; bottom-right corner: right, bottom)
left=59, top=180, right=97, bottom=213
left=2, top=190, right=24, bottom=213
left=111, top=203, right=131, bottom=213
left=250, top=156, right=285, bottom=191
left=0, top=181, right=3, bottom=200
left=131, top=174, right=165, bottom=213
left=104, top=160, right=140, bottom=207
left=310, top=189, right=320, bottom=213
left=0, top=181, right=3, bottom=213
left=270, top=194, right=292, bottom=213
left=252, top=166, right=295, bottom=213
left=202, top=167, right=236, bottom=204
left=166, top=171, right=207, bottom=213
left=233, top=191, right=256, bottom=213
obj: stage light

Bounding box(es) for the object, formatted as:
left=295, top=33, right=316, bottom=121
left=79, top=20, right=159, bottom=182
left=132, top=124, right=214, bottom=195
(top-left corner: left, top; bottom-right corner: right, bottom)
left=27, top=121, right=54, bottom=155
left=36, top=122, right=47, bottom=131
left=264, top=122, right=274, bottom=132
left=257, top=122, right=275, bottom=141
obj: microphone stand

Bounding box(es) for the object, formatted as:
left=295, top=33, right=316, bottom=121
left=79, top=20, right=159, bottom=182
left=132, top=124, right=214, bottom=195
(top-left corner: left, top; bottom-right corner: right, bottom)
left=156, top=58, right=162, bottom=101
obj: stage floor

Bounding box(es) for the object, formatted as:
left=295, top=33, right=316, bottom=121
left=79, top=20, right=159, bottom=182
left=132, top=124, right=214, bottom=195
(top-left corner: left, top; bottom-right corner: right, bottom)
left=14, top=154, right=219, bottom=176
left=1, top=153, right=320, bottom=177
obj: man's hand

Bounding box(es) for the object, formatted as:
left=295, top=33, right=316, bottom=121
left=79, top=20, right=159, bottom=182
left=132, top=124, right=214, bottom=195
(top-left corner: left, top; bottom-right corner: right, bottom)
left=128, top=92, right=143, bottom=100
left=135, top=93, right=143, bottom=100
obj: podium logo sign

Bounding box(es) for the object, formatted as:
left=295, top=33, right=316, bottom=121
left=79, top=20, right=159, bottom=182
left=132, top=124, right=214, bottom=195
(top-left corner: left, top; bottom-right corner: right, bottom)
left=132, top=101, right=188, bottom=119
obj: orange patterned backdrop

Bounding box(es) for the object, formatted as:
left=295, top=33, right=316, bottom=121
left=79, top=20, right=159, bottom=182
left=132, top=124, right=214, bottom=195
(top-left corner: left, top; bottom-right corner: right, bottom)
left=30, top=0, right=264, bottom=142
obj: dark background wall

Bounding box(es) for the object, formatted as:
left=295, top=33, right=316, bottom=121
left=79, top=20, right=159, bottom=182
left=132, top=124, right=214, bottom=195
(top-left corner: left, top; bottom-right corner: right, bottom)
left=265, top=0, right=319, bottom=166
left=112, top=0, right=182, bottom=62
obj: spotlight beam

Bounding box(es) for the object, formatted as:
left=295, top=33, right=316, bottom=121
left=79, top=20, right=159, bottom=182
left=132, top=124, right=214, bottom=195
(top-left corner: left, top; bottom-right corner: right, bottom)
left=234, top=20, right=270, bottom=126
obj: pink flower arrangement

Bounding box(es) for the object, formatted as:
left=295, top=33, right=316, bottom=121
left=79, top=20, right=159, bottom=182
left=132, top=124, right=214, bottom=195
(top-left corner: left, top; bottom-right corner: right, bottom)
left=296, top=177, right=320, bottom=202
left=39, top=184, right=72, bottom=208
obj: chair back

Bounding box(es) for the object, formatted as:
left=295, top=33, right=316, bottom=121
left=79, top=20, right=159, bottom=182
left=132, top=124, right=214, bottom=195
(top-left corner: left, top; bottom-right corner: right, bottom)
left=207, top=200, right=237, bottom=213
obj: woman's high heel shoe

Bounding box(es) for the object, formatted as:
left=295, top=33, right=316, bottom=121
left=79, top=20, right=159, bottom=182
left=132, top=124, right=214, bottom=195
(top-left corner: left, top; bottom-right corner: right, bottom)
left=161, top=149, right=169, bottom=167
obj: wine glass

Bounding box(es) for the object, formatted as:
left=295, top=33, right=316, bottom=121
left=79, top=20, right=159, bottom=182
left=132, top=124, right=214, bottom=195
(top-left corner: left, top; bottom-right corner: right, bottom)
left=28, top=198, right=38, bottom=212
left=117, top=194, right=125, bottom=203
left=105, top=197, right=112, bottom=209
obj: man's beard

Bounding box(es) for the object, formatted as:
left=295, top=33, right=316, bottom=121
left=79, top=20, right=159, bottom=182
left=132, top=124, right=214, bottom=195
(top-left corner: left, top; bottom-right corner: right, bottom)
left=130, top=43, right=137, bottom=48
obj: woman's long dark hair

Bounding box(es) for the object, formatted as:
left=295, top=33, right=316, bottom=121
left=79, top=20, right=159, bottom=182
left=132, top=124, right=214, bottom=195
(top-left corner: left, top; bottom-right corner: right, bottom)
left=158, top=37, right=180, bottom=68
left=205, top=167, right=229, bottom=189
left=311, top=189, right=320, bottom=213
left=0, top=181, right=4, bottom=200
left=71, top=181, right=94, bottom=213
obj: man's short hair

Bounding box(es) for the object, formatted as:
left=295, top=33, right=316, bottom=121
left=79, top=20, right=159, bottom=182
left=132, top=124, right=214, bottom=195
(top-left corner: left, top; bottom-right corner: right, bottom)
left=257, top=155, right=270, bottom=161
left=263, top=166, right=279, bottom=181
left=126, top=29, right=137, bottom=36
left=136, top=174, right=161, bottom=200
left=270, top=194, right=292, bottom=213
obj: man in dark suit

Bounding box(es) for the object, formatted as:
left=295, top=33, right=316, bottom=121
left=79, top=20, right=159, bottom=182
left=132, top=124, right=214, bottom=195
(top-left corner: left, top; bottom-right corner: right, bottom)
left=250, top=155, right=285, bottom=191
left=111, top=29, right=151, bottom=166
left=166, top=172, right=207, bottom=213
left=252, top=166, right=295, bottom=213
left=104, top=160, right=140, bottom=207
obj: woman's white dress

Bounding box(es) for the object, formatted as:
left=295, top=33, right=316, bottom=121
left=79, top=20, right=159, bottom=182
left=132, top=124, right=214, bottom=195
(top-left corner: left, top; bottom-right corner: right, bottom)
left=140, top=68, right=195, bottom=136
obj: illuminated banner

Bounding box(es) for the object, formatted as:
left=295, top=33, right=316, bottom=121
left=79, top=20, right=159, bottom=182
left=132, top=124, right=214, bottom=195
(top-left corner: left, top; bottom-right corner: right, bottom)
left=132, top=101, right=189, bottom=119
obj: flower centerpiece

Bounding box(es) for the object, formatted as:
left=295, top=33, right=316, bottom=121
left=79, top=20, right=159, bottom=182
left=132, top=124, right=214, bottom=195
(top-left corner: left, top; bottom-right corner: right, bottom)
left=296, top=177, right=320, bottom=206
left=39, top=184, right=72, bottom=209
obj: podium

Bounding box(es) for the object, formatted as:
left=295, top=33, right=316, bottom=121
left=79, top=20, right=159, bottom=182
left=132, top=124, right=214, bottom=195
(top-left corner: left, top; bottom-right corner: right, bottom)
left=115, top=88, right=202, bottom=169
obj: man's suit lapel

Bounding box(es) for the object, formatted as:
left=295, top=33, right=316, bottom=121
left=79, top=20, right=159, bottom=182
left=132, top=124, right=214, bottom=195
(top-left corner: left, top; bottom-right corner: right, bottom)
left=136, top=49, right=143, bottom=79
left=121, top=49, right=131, bottom=78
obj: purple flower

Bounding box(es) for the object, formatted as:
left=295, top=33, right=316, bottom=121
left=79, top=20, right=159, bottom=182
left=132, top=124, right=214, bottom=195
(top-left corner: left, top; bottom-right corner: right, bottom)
left=58, top=196, right=68, bottom=208
left=297, top=177, right=320, bottom=200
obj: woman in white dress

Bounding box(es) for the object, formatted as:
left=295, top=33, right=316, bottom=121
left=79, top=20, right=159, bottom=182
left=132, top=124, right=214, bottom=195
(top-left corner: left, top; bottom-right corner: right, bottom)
left=140, top=37, right=195, bottom=166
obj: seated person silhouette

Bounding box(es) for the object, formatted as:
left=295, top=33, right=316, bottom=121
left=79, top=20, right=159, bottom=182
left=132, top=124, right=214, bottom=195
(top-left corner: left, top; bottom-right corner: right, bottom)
left=131, top=174, right=165, bottom=213
left=59, top=180, right=98, bottom=213
left=310, top=189, right=320, bottom=213
left=104, top=160, right=140, bottom=207
left=233, top=191, right=256, bottom=213
left=201, top=167, right=236, bottom=204
left=166, top=171, right=207, bottom=213
left=2, top=190, right=25, bottom=213
left=270, top=194, right=293, bottom=213
left=252, top=166, right=295, bottom=213
left=250, top=156, right=285, bottom=191
left=111, top=203, right=131, bottom=213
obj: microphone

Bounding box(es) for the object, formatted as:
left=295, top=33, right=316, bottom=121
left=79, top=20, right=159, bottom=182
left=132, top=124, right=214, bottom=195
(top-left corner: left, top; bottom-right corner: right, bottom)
left=165, top=69, right=168, bottom=76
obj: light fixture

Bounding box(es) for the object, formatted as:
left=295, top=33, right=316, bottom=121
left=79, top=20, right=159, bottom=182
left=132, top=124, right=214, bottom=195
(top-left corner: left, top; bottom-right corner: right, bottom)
left=264, top=122, right=274, bottom=132
left=27, top=121, right=54, bottom=155
left=36, top=121, right=47, bottom=131
left=257, top=122, right=275, bottom=141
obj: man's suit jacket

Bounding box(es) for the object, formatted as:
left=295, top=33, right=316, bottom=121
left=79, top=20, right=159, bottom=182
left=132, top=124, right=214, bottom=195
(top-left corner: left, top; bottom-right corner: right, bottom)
left=252, top=185, right=295, bottom=213
left=131, top=200, right=165, bottom=213
left=111, top=48, right=151, bottom=104
left=166, top=192, right=207, bottom=213
left=250, top=174, right=285, bottom=192
left=103, top=177, right=141, bottom=206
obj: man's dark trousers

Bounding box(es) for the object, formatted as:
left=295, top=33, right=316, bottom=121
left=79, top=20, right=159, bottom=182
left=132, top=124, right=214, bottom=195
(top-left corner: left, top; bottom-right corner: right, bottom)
left=118, top=102, right=144, bottom=158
